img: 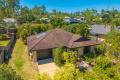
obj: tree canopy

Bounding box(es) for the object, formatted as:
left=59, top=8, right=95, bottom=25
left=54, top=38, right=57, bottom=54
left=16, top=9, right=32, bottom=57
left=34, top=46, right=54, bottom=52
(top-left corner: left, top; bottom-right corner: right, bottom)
left=0, top=64, right=22, bottom=80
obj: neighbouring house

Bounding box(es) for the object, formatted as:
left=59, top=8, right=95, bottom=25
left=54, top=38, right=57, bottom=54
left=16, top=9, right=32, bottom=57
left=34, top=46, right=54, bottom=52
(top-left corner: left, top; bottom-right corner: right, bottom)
left=90, top=25, right=120, bottom=41
left=27, top=29, right=100, bottom=62
left=90, top=24, right=120, bottom=36
left=64, top=17, right=85, bottom=23
left=90, top=25, right=111, bottom=36
left=40, top=18, right=50, bottom=23
left=3, top=18, right=17, bottom=26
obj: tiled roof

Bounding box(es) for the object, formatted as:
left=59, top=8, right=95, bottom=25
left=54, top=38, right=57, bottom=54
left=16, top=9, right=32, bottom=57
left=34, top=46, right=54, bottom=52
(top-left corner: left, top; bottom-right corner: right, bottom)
left=27, top=28, right=100, bottom=51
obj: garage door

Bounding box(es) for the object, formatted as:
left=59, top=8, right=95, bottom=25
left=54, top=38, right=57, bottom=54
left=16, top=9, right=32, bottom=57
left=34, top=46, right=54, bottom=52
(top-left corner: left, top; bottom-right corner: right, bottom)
left=37, top=49, right=52, bottom=60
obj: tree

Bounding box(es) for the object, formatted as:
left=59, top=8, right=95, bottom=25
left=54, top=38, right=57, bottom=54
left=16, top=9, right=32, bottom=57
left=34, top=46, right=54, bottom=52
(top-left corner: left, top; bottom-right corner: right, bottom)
left=0, top=64, right=22, bottom=80
left=102, top=9, right=120, bottom=31
left=18, top=23, right=33, bottom=43
left=0, top=0, right=20, bottom=18
left=54, top=48, right=64, bottom=66
left=19, top=6, right=35, bottom=23
left=18, top=23, right=49, bottom=43
left=63, top=51, right=78, bottom=64
left=76, top=23, right=90, bottom=38
left=31, top=5, right=47, bottom=20
left=105, top=30, right=120, bottom=59
left=50, top=17, right=64, bottom=28
left=54, top=64, right=82, bottom=80
left=82, top=9, right=97, bottom=24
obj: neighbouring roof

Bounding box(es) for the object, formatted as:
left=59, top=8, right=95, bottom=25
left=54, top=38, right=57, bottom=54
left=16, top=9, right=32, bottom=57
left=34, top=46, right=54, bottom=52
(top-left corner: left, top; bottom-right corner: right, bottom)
left=90, top=25, right=120, bottom=35
left=27, top=29, right=100, bottom=51
left=3, top=18, right=17, bottom=24
left=64, top=18, right=80, bottom=23
left=90, top=25, right=111, bottom=35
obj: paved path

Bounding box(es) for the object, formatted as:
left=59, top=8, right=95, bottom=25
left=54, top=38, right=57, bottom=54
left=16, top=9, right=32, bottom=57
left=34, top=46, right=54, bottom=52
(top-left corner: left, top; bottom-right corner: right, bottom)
left=37, top=59, right=59, bottom=77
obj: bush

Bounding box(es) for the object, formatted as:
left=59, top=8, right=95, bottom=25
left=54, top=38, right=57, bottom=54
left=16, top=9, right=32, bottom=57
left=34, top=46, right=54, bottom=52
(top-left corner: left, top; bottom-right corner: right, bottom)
left=0, top=64, right=22, bottom=80
left=63, top=51, right=78, bottom=64
left=35, top=73, right=52, bottom=80
left=18, top=23, right=49, bottom=43
left=54, top=64, right=81, bottom=80
left=54, top=48, right=64, bottom=66
left=95, top=56, right=111, bottom=70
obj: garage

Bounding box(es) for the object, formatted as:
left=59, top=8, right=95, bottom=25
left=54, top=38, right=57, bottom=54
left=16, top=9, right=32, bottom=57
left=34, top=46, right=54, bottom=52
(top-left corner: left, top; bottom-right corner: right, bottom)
left=37, top=49, right=53, bottom=60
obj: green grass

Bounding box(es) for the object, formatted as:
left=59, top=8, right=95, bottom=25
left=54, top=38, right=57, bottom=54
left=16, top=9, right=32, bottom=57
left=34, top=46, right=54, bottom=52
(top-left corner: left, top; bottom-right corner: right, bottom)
left=0, top=40, right=10, bottom=46
left=15, top=57, right=24, bottom=71
left=14, top=40, right=25, bottom=71
left=8, top=39, right=38, bottom=80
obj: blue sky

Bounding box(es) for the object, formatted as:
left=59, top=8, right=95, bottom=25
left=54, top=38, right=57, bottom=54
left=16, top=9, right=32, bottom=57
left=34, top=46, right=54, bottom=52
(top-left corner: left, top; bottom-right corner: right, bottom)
left=20, top=0, right=120, bottom=12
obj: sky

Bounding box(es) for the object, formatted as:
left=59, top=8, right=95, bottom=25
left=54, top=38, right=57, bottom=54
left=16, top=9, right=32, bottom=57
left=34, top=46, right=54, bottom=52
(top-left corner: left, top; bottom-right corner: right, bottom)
left=20, top=0, right=120, bottom=12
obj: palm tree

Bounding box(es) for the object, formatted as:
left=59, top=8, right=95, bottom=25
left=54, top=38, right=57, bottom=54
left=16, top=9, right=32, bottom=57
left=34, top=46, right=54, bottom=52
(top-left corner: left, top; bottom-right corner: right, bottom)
left=102, top=9, right=120, bottom=31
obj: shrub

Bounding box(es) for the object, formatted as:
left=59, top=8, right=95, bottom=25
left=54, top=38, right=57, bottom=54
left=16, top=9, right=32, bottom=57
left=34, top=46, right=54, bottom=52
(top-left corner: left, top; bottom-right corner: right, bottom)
left=95, top=56, right=111, bottom=70
left=63, top=51, right=78, bottom=64
left=35, top=73, right=52, bottom=80
left=54, top=64, right=82, bottom=80
left=0, top=64, right=22, bottom=80
left=54, top=47, right=64, bottom=66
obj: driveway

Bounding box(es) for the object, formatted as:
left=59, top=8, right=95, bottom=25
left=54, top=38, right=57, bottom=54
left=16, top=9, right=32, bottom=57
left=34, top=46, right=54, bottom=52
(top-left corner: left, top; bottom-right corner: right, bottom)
left=37, top=58, right=59, bottom=77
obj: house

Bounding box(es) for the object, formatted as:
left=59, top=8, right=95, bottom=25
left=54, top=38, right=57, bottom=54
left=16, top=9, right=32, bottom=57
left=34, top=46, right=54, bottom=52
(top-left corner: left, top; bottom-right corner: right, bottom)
left=90, top=25, right=111, bottom=35
left=64, top=17, right=85, bottom=23
left=3, top=18, right=17, bottom=26
left=40, top=18, right=50, bottom=23
left=27, top=29, right=100, bottom=62
left=90, top=24, right=120, bottom=36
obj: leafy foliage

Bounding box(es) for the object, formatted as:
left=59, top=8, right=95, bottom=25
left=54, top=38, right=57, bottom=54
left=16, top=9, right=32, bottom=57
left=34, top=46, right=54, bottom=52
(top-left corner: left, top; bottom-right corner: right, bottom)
left=54, top=48, right=64, bottom=66
left=0, top=64, right=22, bottom=80
left=35, top=73, right=52, bottom=80
left=18, top=23, right=48, bottom=43
left=76, top=23, right=90, bottom=37
left=63, top=51, right=78, bottom=64
left=54, top=64, right=82, bottom=80
left=105, top=30, right=120, bottom=59
left=0, top=0, right=20, bottom=18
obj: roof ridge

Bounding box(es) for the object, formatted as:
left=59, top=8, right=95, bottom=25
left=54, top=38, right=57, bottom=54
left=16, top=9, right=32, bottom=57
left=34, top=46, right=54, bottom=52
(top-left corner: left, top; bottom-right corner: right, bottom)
left=67, top=34, right=80, bottom=48
left=67, top=34, right=74, bottom=48
left=30, top=30, right=54, bottom=51
left=52, top=29, right=67, bottom=46
left=54, top=29, right=75, bottom=47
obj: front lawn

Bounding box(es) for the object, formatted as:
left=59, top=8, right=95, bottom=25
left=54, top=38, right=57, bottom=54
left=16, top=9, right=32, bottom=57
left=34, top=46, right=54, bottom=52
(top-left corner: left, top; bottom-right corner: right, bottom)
left=0, top=40, right=10, bottom=46
left=8, top=39, right=38, bottom=80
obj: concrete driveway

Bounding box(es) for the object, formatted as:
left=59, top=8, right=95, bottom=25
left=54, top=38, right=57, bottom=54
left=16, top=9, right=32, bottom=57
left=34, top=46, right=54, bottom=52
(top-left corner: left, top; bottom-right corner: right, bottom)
left=37, top=58, right=59, bottom=77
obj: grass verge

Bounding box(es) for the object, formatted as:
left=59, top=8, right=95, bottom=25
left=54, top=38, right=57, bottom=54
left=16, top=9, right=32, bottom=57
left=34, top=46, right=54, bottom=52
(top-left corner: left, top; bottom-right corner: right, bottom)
left=8, top=39, right=38, bottom=80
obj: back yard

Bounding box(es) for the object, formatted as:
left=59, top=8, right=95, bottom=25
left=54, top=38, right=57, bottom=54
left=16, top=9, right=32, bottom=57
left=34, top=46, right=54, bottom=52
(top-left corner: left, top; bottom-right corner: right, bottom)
left=8, top=39, right=38, bottom=80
